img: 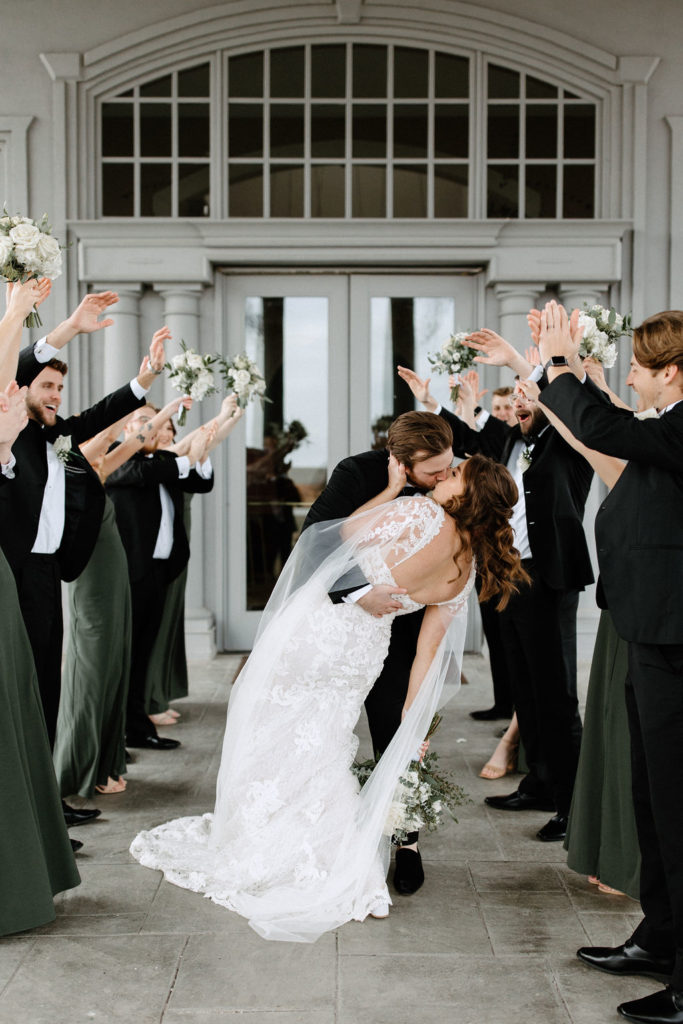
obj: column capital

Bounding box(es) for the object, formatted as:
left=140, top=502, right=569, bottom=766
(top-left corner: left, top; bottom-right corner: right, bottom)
left=616, top=56, right=660, bottom=86
left=152, top=283, right=204, bottom=297
left=39, top=52, right=82, bottom=82
left=493, top=283, right=545, bottom=314
left=559, top=283, right=609, bottom=307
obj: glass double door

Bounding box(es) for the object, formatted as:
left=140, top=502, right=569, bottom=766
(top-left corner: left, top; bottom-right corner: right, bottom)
left=220, top=270, right=480, bottom=649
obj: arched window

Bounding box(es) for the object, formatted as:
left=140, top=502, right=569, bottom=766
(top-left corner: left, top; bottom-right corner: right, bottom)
left=99, top=44, right=597, bottom=220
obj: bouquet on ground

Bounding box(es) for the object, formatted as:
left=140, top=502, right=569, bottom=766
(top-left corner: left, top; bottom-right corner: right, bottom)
left=427, top=332, right=476, bottom=402
left=352, top=714, right=470, bottom=845
left=219, top=353, right=268, bottom=409
left=165, top=341, right=219, bottom=426
left=0, top=210, right=63, bottom=327
left=577, top=304, right=632, bottom=368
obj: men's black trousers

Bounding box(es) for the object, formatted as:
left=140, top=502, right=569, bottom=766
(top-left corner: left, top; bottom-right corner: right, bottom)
left=15, top=553, right=63, bottom=748
left=127, top=561, right=170, bottom=741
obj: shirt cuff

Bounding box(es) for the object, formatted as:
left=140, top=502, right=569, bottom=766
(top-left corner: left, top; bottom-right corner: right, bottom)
left=34, top=338, right=60, bottom=363
left=475, top=409, right=490, bottom=428
left=195, top=456, right=213, bottom=479
left=529, top=364, right=544, bottom=383
left=130, top=377, right=149, bottom=399
left=1, top=453, right=17, bottom=478
left=175, top=455, right=191, bottom=479
left=433, top=403, right=442, bottom=415
left=342, top=584, right=373, bottom=605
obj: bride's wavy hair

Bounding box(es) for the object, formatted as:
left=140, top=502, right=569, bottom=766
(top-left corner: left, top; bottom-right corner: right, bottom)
left=441, top=454, right=530, bottom=610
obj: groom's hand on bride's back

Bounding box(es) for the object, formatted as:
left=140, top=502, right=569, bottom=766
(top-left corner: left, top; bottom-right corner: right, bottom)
left=358, top=584, right=407, bottom=618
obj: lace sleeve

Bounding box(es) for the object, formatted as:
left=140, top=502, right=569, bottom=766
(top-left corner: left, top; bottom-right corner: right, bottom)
left=355, top=496, right=445, bottom=568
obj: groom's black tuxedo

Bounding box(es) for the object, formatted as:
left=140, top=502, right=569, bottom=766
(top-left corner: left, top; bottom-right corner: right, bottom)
left=543, top=373, right=683, bottom=986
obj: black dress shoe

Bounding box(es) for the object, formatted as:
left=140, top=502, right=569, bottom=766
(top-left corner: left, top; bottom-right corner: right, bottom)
left=62, top=802, right=101, bottom=827
left=618, top=987, right=683, bottom=1023
left=70, top=838, right=83, bottom=853
left=577, top=940, right=675, bottom=983
left=393, top=848, right=425, bottom=895
left=126, top=734, right=181, bottom=750
left=485, top=789, right=556, bottom=812
left=469, top=706, right=512, bottom=721
left=537, top=814, right=568, bottom=842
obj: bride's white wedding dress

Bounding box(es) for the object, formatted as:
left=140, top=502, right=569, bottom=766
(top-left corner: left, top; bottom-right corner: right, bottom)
left=130, top=496, right=472, bottom=942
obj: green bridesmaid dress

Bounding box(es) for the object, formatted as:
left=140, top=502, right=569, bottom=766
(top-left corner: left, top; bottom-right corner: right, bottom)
left=53, top=497, right=131, bottom=798
left=564, top=609, right=640, bottom=898
left=0, top=551, right=80, bottom=935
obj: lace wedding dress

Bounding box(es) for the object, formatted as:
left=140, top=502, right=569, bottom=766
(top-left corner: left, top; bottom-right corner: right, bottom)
left=130, top=496, right=473, bottom=942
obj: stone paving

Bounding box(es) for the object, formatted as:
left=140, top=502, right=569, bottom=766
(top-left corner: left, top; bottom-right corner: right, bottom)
left=0, top=650, right=655, bottom=1024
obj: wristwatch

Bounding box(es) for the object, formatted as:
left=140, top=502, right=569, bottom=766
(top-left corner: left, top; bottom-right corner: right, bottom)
left=544, top=355, right=569, bottom=371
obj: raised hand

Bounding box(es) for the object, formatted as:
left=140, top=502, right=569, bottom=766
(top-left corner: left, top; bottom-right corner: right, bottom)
left=220, top=393, right=243, bottom=421
left=6, top=278, right=51, bottom=320
left=516, top=377, right=541, bottom=403
left=148, top=326, right=170, bottom=373
left=524, top=345, right=541, bottom=367
left=396, top=366, right=437, bottom=411
left=538, top=301, right=580, bottom=366
left=464, top=329, right=532, bottom=379
left=0, top=383, right=29, bottom=445
left=66, top=291, right=119, bottom=335
left=582, top=356, right=609, bottom=392
left=527, top=309, right=541, bottom=345
left=188, top=421, right=213, bottom=464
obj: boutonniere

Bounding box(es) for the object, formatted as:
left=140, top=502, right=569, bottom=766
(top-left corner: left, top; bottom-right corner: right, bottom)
left=517, top=446, right=533, bottom=474
left=52, top=434, right=73, bottom=465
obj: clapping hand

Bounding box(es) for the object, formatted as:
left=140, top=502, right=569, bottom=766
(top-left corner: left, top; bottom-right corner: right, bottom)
left=538, top=301, right=582, bottom=366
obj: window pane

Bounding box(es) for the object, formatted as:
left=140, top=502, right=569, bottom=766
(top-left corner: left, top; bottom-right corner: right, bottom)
left=563, top=164, right=595, bottom=217
left=353, top=45, right=387, bottom=98
left=488, top=65, right=519, bottom=99
left=140, top=74, right=172, bottom=97
left=527, top=75, right=557, bottom=99
left=270, top=165, right=304, bottom=216
left=564, top=104, right=596, bottom=158
left=141, top=163, right=172, bottom=216
left=488, top=105, right=519, bottom=158
left=229, top=164, right=263, bottom=216
left=102, top=164, right=134, bottom=216
left=393, top=47, right=428, bottom=98
left=270, top=104, right=304, bottom=158
left=229, top=52, right=263, bottom=98
left=229, top=104, right=263, bottom=158
left=352, top=104, right=386, bottom=157
left=178, top=164, right=210, bottom=216
left=311, top=165, right=345, bottom=217
left=270, top=46, right=305, bottom=98
left=435, top=53, right=469, bottom=98
left=393, top=165, right=427, bottom=217
left=525, top=164, right=556, bottom=217
left=525, top=104, right=557, bottom=159
left=102, top=103, right=134, bottom=157
left=434, top=105, right=468, bottom=158
left=434, top=165, right=468, bottom=217
left=311, top=104, right=346, bottom=158
left=178, top=63, right=210, bottom=97
left=178, top=103, right=210, bottom=157
left=487, top=164, right=519, bottom=217
left=394, top=104, right=428, bottom=158
left=352, top=165, right=386, bottom=216
left=140, top=104, right=172, bottom=157
left=311, top=45, right=346, bottom=98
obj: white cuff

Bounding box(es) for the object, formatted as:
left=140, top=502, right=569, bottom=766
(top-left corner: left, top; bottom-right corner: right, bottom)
left=1, top=452, right=17, bottom=478
left=475, top=409, right=490, bottom=428
left=34, top=338, right=60, bottom=363
left=529, top=364, right=544, bottom=383
left=195, top=456, right=213, bottom=479
left=130, top=377, right=149, bottom=399
left=175, top=455, right=191, bottom=479
left=433, top=403, right=442, bottom=415
left=342, top=584, right=373, bottom=605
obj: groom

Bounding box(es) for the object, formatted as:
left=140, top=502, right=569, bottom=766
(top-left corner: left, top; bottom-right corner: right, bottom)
left=303, top=410, right=455, bottom=895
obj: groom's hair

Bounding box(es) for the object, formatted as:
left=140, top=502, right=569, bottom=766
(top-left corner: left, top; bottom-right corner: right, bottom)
left=633, top=311, right=683, bottom=379
left=387, top=411, right=453, bottom=468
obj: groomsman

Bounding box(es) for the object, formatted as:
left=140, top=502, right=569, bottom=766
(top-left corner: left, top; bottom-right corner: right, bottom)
left=304, top=410, right=455, bottom=895
left=538, top=303, right=683, bottom=1024
left=105, top=407, right=214, bottom=749
left=400, top=355, right=593, bottom=843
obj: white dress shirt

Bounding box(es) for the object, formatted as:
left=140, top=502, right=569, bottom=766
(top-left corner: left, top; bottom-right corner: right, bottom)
left=152, top=456, right=213, bottom=559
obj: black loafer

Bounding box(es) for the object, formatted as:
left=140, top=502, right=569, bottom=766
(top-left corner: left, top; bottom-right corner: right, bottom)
left=126, top=734, right=181, bottom=750
left=618, top=987, right=683, bottom=1023
left=578, top=940, right=675, bottom=983
left=537, top=814, right=568, bottom=842
left=70, top=838, right=83, bottom=853
left=62, top=802, right=101, bottom=827
left=469, top=706, right=512, bottom=721
left=484, top=790, right=555, bottom=812
left=393, top=848, right=425, bottom=895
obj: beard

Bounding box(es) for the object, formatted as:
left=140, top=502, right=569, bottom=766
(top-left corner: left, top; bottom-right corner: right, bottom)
left=25, top=394, right=55, bottom=427
left=519, top=404, right=549, bottom=436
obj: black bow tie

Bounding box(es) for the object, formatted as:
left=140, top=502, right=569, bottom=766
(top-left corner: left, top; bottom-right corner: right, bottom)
left=523, top=433, right=539, bottom=447
left=401, top=485, right=420, bottom=497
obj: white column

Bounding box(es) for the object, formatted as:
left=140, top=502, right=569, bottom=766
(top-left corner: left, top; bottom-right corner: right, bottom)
left=154, top=283, right=215, bottom=660
left=558, top=284, right=608, bottom=312
left=98, top=284, right=142, bottom=396
left=493, top=284, right=544, bottom=386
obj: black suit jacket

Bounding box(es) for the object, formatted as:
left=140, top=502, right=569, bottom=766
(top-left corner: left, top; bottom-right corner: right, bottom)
left=542, top=373, right=683, bottom=643
left=105, top=448, right=214, bottom=584
left=439, top=405, right=594, bottom=592
left=0, top=343, right=145, bottom=581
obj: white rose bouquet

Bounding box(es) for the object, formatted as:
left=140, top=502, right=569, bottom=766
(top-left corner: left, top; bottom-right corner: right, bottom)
left=220, top=353, right=268, bottom=409
left=427, top=332, right=476, bottom=402
left=577, top=305, right=632, bottom=369
left=351, top=715, right=470, bottom=844
left=0, top=210, right=63, bottom=327
left=164, top=341, right=219, bottom=426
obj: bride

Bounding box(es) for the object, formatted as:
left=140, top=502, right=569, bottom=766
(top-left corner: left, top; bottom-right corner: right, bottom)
left=130, top=453, right=527, bottom=942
